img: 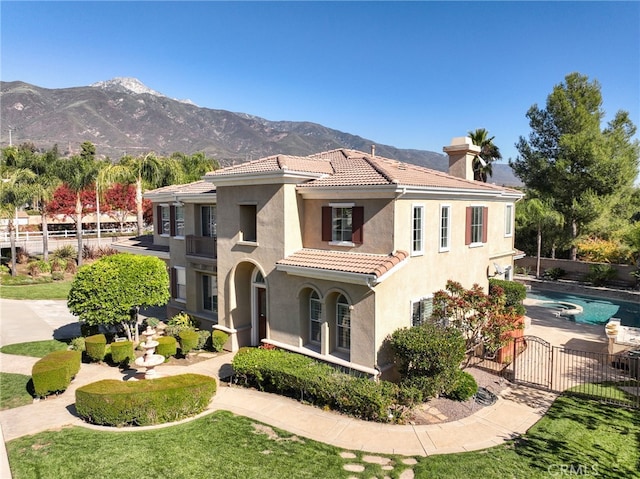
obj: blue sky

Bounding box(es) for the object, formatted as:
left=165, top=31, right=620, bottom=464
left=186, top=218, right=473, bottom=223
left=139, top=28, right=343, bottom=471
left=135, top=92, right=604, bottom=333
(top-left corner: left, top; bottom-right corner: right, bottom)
left=1, top=1, right=639, bottom=163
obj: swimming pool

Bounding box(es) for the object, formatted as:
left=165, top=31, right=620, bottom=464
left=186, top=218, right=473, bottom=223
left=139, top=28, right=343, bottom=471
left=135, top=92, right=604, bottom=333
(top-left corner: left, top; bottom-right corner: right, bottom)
left=526, top=290, right=640, bottom=328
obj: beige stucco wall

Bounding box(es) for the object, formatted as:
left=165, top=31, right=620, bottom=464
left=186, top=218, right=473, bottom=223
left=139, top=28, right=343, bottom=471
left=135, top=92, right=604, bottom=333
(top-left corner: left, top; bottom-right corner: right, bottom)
left=302, top=198, right=395, bottom=253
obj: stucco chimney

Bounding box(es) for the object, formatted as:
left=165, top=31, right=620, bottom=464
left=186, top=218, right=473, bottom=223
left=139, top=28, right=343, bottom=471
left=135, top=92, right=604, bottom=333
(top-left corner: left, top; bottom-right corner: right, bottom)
left=443, top=136, right=480, bottom=181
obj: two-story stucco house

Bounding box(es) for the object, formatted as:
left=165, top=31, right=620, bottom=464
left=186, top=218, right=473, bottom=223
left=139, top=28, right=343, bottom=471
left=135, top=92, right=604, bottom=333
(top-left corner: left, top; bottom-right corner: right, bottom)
left=137, top=137, right=523, bottom=378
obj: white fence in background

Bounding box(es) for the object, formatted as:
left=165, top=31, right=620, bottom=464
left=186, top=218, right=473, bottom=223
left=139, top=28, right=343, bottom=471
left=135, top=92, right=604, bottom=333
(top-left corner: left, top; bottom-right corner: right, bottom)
left=0, top=230, right=131, bottom=255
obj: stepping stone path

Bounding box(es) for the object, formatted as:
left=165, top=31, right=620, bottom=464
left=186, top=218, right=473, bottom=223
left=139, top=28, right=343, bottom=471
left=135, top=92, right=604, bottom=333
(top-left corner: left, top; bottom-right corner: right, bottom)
left=339, top=452, right=416, bottom=478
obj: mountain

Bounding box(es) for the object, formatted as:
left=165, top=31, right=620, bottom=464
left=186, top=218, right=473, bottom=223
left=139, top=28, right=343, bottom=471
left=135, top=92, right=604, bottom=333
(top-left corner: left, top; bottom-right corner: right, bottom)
left=0, top=78, right=521, bottom=186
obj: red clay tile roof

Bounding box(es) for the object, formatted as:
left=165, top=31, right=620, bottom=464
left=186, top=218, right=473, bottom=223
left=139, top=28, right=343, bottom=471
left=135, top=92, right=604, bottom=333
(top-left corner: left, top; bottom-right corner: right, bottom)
left=145, top=180, right=215, bottom=196
left=206, top=148, right=517, bottom=193
left=206, top=154, right=333, bottom=177
left=277, top=249, right=409, bottom=279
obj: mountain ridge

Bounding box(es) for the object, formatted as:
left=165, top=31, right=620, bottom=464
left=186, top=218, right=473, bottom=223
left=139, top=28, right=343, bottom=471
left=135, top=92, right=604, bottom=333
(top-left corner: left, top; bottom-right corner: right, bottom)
left=0, top=79, right=521, bottom=186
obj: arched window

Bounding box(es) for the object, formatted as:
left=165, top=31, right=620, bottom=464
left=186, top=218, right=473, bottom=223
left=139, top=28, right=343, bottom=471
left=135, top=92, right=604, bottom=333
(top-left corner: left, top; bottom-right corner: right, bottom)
left=309, top=291, right=322, bottom=344
left=336, top=294, right=350, bottom=351
left=254, top=270, right=265, bottom=284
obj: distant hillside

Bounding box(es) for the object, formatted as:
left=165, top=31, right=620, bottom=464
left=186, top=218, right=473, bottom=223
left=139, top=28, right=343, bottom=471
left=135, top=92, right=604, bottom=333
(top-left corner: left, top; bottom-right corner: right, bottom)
left=0, top=78, right=521, bottom=186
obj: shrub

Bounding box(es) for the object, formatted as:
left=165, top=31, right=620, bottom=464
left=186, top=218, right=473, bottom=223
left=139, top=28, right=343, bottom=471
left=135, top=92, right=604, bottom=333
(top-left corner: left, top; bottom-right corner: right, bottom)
left=489, top=278, right=527, bottom=316
left=75, top=373, right=216, bottom=426
left=52, top=245, right=77, bottom=260
left=196, top=330, right=211, bottom=350
left=543, top=267, right=566, bottom=280
left=32, top=350, right=82, bottom=397
left=85, top=334, right=107, bottom=362
left=389, top=323, right=466, bottom=400
left=164, top=323, right=193, bottom=339
left=64, top=259, right=77, bottom=274
left=211, top=330, right=229, bottom=352
left=232, top=348, right=398, bottom=422
left=169, top=312, right=200, bottom=329
left=110, top=340, right=134, bottom=366
left=444, top=370, right=478, bottom=401
left=577, top=237, right=633, bottom=265
left=27, top=259, right=51, bottom=277
left=156, top=336, right=178, bottom=359
left=16, top=249, right=30, bottom=264
left=584, top=264, right=617, bottom=286
left=97, top=246, right=118, bottom=258
left=49, top=258, right=66, bottom=272
left=70, top=337, right=86, bottom=352
left=179, top=330, right=199, bottom=355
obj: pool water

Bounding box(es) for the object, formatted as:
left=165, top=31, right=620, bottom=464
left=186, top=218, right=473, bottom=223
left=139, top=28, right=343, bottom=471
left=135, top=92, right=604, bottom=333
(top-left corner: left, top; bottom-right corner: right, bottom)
left=527, top=290, right=640, bottom=328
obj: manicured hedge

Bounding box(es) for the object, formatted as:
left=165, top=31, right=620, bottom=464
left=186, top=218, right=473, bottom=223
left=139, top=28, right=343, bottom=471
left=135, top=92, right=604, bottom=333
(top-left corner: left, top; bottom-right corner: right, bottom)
left=110, top=340, right=134, bottom=366
left=156, top=336, right=177, bottom=358
left=178, top=330, right=199, bottom=355
left=75, top=373, right=216, bottom=426
left=32, top=350, right=82, bottom=397
left=85, top=334, right=107, bottom=362
left=489, top=278, right=527, bottom=316
left=232, top=348, right=398, bottom=422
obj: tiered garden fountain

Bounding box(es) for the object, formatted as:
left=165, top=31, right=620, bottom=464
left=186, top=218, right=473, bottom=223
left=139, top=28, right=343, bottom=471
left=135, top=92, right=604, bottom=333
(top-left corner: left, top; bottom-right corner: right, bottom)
left=134, top=326, right=165, bottom=379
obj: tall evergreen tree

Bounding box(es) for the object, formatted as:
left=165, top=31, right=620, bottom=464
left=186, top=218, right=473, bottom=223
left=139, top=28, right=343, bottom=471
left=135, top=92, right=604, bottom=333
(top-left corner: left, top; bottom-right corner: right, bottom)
left=511, top=72, right=639, bottom=260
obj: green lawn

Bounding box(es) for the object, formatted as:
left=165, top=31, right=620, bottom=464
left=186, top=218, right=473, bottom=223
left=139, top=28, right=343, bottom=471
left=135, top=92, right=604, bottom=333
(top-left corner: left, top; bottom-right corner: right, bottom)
left=0, top=280, right=72, bottom=300
left=0, top=340, right=69, bottom=358
left=6, top=394, right=639, bottom=479
left=0, top=373, right=34, bottom=410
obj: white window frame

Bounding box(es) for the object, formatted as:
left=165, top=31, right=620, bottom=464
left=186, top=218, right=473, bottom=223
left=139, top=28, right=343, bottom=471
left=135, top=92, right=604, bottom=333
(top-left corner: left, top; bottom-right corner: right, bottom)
left=505, top=204, right=514, bottom=237
left=411, top=204, right=424, bottom=256
left=309, top=291, right=322, bottom=345
left=336, top=295, right=351, bottom=352
left=329, top=202, right=354, bottom=245
left=202, top=274, right=217, bottom=313
left=174, top=203, right=185, bottom=238
left=411, top=295, right=434, bottom=327
left=174, top=266, right=186, bottom=303
left=160, top=204, right=170, bottom=237
left=201, top=205, right=217, bottom=237
left=470, top=205, right=484, bottom=247
left=439, top=204, right=451, bottom=252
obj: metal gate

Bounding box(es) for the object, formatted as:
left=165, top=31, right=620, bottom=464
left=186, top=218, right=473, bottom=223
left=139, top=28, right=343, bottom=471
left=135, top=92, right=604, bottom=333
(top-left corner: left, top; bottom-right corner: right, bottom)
left=498, top=336, right=639, bottom=409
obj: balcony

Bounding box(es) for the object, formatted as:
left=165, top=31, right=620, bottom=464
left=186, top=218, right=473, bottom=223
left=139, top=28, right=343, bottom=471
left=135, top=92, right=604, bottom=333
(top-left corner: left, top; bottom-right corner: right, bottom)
left=186, top=235, right=217, bottom=259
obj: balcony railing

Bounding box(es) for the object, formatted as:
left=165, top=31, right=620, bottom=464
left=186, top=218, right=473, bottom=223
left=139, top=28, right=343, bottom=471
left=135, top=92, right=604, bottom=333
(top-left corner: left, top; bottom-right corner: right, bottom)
left=186, top=235, right=217, bottom=259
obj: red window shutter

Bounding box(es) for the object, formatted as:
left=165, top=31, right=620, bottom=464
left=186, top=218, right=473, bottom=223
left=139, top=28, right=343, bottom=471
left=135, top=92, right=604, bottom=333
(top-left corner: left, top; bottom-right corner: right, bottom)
left=482, top=206, right=488, bottom=243
left=170, top=267, right=177, bottom=298
left=322, top=207, right=332, bottom=242
left=352, top=206, right=364, bottom=244
left=170, top=205, right=176, bottom=237
left=156, top=205, right=162, bottom=234
left=465, top=207, right=472, bottom=245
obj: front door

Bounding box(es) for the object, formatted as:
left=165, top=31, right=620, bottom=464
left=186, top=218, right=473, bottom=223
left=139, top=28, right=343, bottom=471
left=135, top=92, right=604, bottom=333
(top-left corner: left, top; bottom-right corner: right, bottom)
left=257, top=287, right=267, bottom=343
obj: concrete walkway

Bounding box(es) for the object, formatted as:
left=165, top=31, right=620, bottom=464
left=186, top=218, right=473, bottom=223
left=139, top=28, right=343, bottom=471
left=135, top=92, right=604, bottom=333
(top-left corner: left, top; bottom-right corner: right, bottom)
left=0, top=299, right=557, bottom=477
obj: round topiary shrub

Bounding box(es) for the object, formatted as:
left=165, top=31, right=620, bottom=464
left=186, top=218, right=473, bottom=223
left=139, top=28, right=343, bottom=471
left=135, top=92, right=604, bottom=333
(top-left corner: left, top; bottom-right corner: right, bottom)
left=156, top=336, right=177, bottom=359
left=85, top=334, right=107, bottom=362
left=444, top=370, right=478, bottom=401
left=179, top=330, right=199, bottom=355
left=110, top=340, right=134, bottom=366
left=212, top=330, right=229, bottom=352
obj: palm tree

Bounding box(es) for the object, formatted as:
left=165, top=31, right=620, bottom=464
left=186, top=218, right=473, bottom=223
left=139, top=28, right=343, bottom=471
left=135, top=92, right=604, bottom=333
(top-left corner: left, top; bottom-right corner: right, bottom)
left=0, top=168, right=37, bottom=276
left=103, top=153, right=163, bottom=236
left=518, top=198, right=565, bottom=278
left=55, top=155, right=99, bottom=266
left=468, top=128, right=502, bottom=182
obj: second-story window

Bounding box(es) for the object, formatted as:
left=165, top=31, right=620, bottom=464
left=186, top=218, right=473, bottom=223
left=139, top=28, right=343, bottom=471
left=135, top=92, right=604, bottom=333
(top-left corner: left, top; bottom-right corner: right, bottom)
left=321, top=204, right=363, bottom=245
left=439, top=205, right=451, bottom=252
left=201, top=205, right=216, bottom=237
left=411, top=205, right=424, bottom=255
left=174, top=205, right=185, bottom=237
left=159, top=205, right=170, bottom=235
left=466, top=206, right=488, bottom=246
left=239, top=204, right=257, bottom=243
left=505, top=204, right=513, bottom=237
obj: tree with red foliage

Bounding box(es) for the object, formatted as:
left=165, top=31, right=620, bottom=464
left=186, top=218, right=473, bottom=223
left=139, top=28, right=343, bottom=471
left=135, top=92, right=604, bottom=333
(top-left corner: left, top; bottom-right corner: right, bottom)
left=102, top=183, right=136, bottom=232
left=46, top=184, right=96, bottom=224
